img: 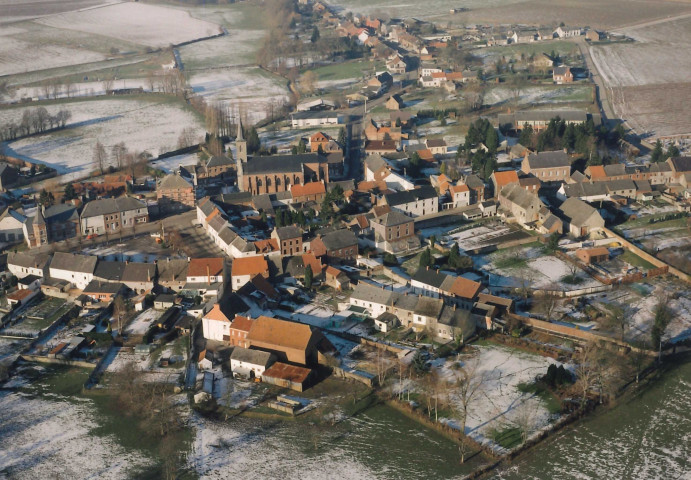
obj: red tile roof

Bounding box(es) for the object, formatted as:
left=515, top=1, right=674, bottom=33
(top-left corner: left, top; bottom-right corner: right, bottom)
left=230, top=315, right=254, bottom=332
left=204, top=304, right=231, bottom=323
left=231, top=256, right=269, bottom=277
left=291, top=181, right=326, bottom=197
left=188, top=257, right=224, bottom=277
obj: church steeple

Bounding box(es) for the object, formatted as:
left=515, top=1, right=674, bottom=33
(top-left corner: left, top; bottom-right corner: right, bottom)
left=236, top=118, right=247, bottom=191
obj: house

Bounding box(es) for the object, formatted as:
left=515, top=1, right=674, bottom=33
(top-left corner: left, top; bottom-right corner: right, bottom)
left=490, top=170, right=520, bottom=197
left=498, top=183, right=545, bottom=226
left=272, top=225, right=303, bottom=256
left=0, top=163, right=19, bottom=191
left=23, top=204, right=80, bottom=248
left=285, top=252, right=324, bottom=283
left=537, top=207, right=563, bottom=235
left=157, top=258, right=188, bottom=292
left=366, top=72, right=393, bottom=96
left=370, top=210, right=419, bottom=254
left=385, top=94, right=404, bottom=110
left=154, top=294, right=177, bottom=310
left=559, top=197, right=605, bottom=237
left=364, top=154, right=390, bottom=181
left=411, top=267, right=482, bottom=309
left=261, top=362, right=313, bottom=392
left=121, top=262, right=156, bottom=294
left=7, top=251, right=51, bottom=279
left=522, top=150, right=571, bottom=183
left=231, top=256, right=269, bottom=291
left=310, top=229, right=358, bottom=265
left=157, top=173, right=195, bottom=211
left=229, top=315, right=254, bottom=347
left=296, top=98, right=336, bottom=112
left=309, top=132, right=331, bottom=153
left=381, top=186, right=438, bottom=217
left=576, top=247, right=609, bottom=264
left=202, top=304, right=232, bottom=343
left=291, top=181, right=326, bottom=204
left=585, top=29, right=604, bottom=42
left=463, top=174, right=486, bottom=204
left=412, top=296, right=444, bottom=331
left=425, top=138, right=448, bottom=155
left=448, top=184, right=470, bottom=207
left=386, top=56, right=407, bottom=74
left=17, top=275, right=42, bottom=291
left=554, top=26, right=583, bottom=38
left=365, top=140, right=398, bottom=156
left=532, top=53, right=554, bottom=69
left=436, top=305, right=476, bottom=342
left=324, top=266, right=350, bottom=290
left=0, top=208, right=26, bottom=243
left=230, top=347, right=275, bottom=379
left=553, top=66, right=573, bottom=84
left=82, top=280, right=125, bottom=303
left=49, top=252, right=98, bottom=290
left=349, top=282, right=394, bottom=317
left=374, top=312, right=399, bottom=333
left=80, top=196, right=148, bottom=235
left=497, top=110, right=588, bottom=132
left=198, top=155, right=235, bottom=182
left=245, top=315, right=330, bottom=366
left=188, top=258, right=224, bottom=284
left=290, top=111, right=342, bottom=128
left=6, top=288, right=39, bottom=307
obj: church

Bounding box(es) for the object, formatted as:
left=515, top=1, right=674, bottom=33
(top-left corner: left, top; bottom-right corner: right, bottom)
left=235, top=124, right=333, bottom=195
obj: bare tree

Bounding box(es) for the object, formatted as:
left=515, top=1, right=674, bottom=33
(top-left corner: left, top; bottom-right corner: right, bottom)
left=512, top=401, right=535, bottom=444
left=177, top=127, right=198, bottom=149
left=535, top=288, right=560, bottom=322
left=93, top=140, right=108, bottom=174
left=508, top=73, right=528, bottom=108
left=102, top=76, right=115, bottom=94
left=375, top=345, right=394, bottom=387
left=299, top=71, right=318, bottom=96
left=604, top=303, right=632, bottom=340
left=455, top=357, right=484, bottom=434
left=111, top=142, right=128, bottom=170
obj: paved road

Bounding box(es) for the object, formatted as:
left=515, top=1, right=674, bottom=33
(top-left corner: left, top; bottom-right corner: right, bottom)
left=576, top=37, right=616, bottom=128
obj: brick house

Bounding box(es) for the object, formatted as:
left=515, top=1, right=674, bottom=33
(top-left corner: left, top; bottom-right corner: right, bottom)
left=553, top=66, right=573, bottom=84
left=271, top=225, right=303, bottom=256
left=310, top=229, right=358, bottom=265
left=157, top=173, right=195, bottom=210
left=521, top=150, right=572, bottom=183
left=291, top=181, right=326, bottom=203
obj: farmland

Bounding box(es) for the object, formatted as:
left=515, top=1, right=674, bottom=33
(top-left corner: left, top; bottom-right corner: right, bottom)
left=0, top=0, right=114, bottom=24
left=36, top=2, right=222, bottom=48
left=589, top=14, right=691, bottom=137
left=0, top=95, right=205, bottom=182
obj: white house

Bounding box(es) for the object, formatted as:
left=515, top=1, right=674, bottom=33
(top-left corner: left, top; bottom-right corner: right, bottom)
left=381, top=186, right=438, bottom=217
left=49, top=252, right=97, bottom=290
left=230, top=347, right=275, bottom=379
left=349, top=282, right=393, bottom=318
left=383, top=170, right=415, bottom=191
left=291, top=111, right=342, bottom=128
left=7, top=251, right=51, bottom=279
left=230, top=256, right=269, bottom=291
left=0, top=208, right=26, bottom=243
left=412, top=296, right=443, bottom=331
left=201, top=304, right=231, bottom=342
left=449, top=184, right=470, bottom=207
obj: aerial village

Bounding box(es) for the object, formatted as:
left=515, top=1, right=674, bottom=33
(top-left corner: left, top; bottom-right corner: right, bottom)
left=1, top=0, right=691, bottom=476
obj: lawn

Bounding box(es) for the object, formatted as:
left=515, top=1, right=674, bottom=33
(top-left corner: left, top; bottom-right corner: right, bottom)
left=308, top=59, right=382, bottom=82
left=620, top=250, right=657, bottom=270
left=490, top=426, right=523, bottom=449
left=495, top=256, right=528, bottom=269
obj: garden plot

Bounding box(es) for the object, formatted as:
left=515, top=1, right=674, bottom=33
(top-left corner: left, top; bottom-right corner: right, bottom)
left=187, top=67, right=289, bottom=124
left=0, top=36, right=106, bottom=77
left=437, top=344, right=561, bottom=451
left=595, top=280, right=691, bottom=343
left=0, top=391, right=152, bottom=479
left=1, top=97, right=205, bottom=182
left=481, top=246, right=603, bottom=291
left=124, top=309, right=162, bottom=336
left=150, top=152, right=201, bottom=174
left=36, top=2, right=222, bottom=48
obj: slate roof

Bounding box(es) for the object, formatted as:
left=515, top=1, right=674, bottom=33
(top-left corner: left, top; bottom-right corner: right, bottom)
left=414, top=296, right=443, bottom=317
left=159, top=173, right=193, bottom=190
left=364, top=154, right=388, bottom=172
left=412, top=268, right=447, bottom=288
left=50, top=252, right=97, bottom=274
left=230, top=346, right=274, bottom=366
left=318, top=229, right=358, bottom=251
left=8, top=251, right=51, bottom=270
left=93, top=261, right=126, bottom=281
left=275, top=225, right=302, bottom=240
left=526, top=150, right=571, bottom=169
left=438, top=305, right=473, bottom=328
left=500, top=183, right=543, bottom=210
left=244, top=153, right=326, bottom=175
left=207, top=155, right=233, bottom=167
left=157, top=259, right=188, bottom=283
left=383, top=186, right=437, bottom=206
left=559, top=197, right=602, bottom=227
left=83, top=280, right=125, bottom=294
left=669, top=156, right=691, bottom=173
left=122, top=262, right=156, bottom=283
left=81, top=196, right=146, bottom=218
left=373, top=210, right=412, bottom=227
left=350, top=282, right=394, bottom=305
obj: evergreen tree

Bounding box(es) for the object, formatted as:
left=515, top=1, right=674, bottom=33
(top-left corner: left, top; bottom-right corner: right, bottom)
left=519, top=124, right=533, bottom=147
left=485, top=126, right=499, bottom=154
left=247, top=127, right=261, bottom=154
left=304, top=265, right=313, bottom=290
left=311, top=26, right=320, bottom=43
left=651, top=139, right=664, bottom=163
left=338, top=127, right=346, bottom=145
left=419, top=248, right=433, bottom=268
left=297, top=139, right=307, bottom=154
left=667, top=144, right=680, bottom=159
left=64, top=183, right=76, bottom=200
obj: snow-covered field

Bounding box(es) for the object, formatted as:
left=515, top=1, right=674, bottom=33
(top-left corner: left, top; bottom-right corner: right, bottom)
left=0, top=35, right=105, bottom=77
left=485, top=85, right=592, bottom=107
left=187, top=67, right=288, bottom=124
left=179, top=32, right=263, bottom=70
left=0, top=391, right=152, bottom=479
left=438, top=345, right=561, bottom=451
left=36, top=2, right=222, bottom=48
left=10, top=78, right=151, bottom=103
left=1, top=98, right=205, bottom=182
left=150, top=152, right=200, bottom=174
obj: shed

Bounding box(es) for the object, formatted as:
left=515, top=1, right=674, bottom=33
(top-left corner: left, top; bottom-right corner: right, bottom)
left=261, top=362, right=313, bottom=392
left=576, top=247, right=609, bottom=264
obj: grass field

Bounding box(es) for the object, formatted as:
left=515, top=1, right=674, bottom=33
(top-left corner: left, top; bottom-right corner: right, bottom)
left=619, top=251, right=657, bottom=270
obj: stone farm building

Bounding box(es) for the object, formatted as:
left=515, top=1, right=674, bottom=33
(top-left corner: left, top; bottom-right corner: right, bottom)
left=157, top=173, right=195, bottom=211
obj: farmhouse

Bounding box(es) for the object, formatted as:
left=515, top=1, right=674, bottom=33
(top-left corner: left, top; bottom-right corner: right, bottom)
left=82, top=280, right=125, bottom=303
left=498, top=183, right=545, bottom=226
left=245, top=315, right=331, bottom=366
left=230, top=347, right=275, bottom=379
left=553, top=66, right=574, bottom=84
left=80, top=196, right=148, bottom=236
left=23, top=204, right=80, bottom=248
left=559, top=197, right=605, bottom=237
left=231, top=256, right=269, bottom=290
left=49, top=252, right=98, bottom=290
left=521, top=151, right=571, bottom=183
left=290, top=111, right=342, bottom=128
left=157, top=173, right=195, bottom=211
left=370, top=210, right=418, bottom=254
left=201, top=304, right=232, bottom=343
left=271, top=225, right=304, bottom=256
left=0, top=208, right=26, bottom=243
left=8, top=251, right=51, bottom=279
